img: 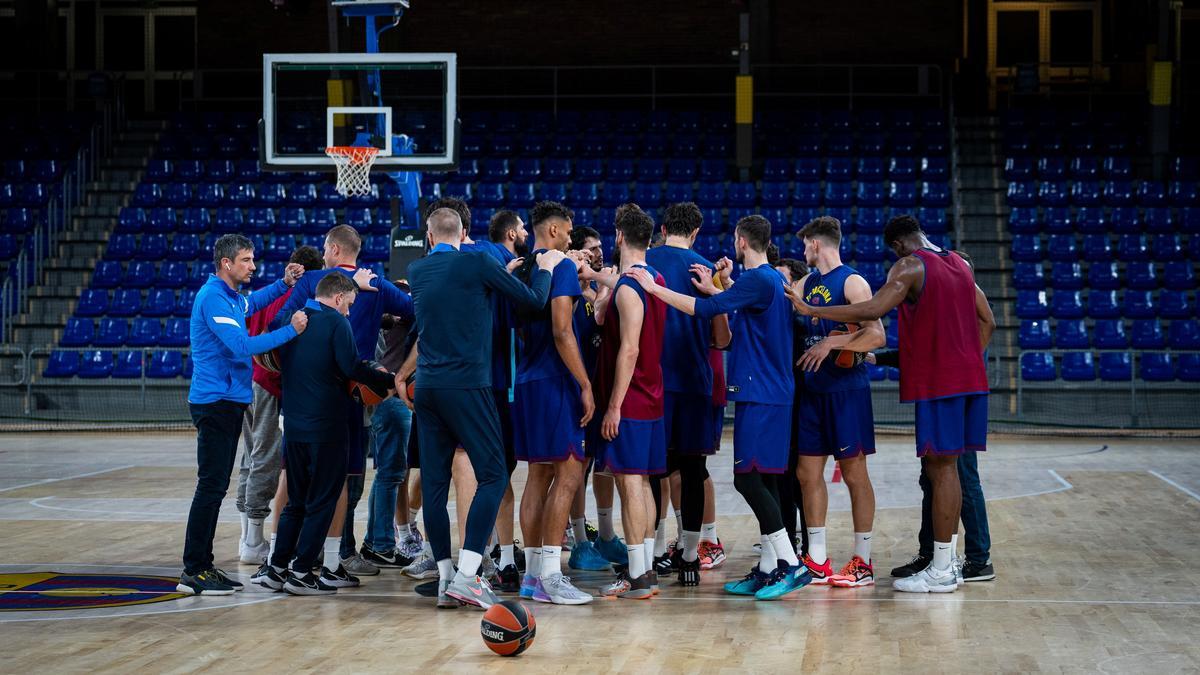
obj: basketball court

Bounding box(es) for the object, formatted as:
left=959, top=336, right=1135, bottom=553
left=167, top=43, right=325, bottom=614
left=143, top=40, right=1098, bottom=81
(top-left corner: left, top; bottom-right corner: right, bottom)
left=2, top=430, right=1199, bottom=672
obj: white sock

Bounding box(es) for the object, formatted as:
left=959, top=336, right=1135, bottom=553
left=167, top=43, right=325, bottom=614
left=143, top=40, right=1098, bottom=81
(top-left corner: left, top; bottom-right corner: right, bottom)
left=674, top=510, right=683, bottom=540
left=571, top=517, right=588, bottom=543
left=539, top=546, right=562, bottom=580
left=653, top=520, right=668, bottom=556
left=324, top=537, right=340, bottom=566
left=246, top=518, right=265, bottom=547
left=597, top=508, right=615, bottom=540
left=701, top=521, right=718, bottom=543
left=436, top=558, right=455, bottom=582
left=525, top=547, right=541, bottom=578
left=681, top=531, right=701, bottom=563
left=628, top=543, right=647, bottom=579
left=854, top=531, right=873, bottom=562
left=643, top=538, right=655, bottom=572
left=458, top=549, right=483, bottom=578
left=933, top=540, right=953, bottom=571
left=767, top=529, right=799, bottom=567
left=499, top=544, right=516, bottom=568
left=758, top=535, right=776, bottom=572
left=950, top=533, right=959, bottom=560
left=807, top=527, right=827, bottom=565
left=240, top=512, right=249, bottom=542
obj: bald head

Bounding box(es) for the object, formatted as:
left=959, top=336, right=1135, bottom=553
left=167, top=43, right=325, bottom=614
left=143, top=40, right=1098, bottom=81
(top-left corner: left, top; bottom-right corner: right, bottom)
left=427, top=207, right=463, bottom=243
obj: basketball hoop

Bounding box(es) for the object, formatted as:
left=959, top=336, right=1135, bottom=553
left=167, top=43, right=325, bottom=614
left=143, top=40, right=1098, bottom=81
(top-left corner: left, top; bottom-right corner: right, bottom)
left=326, top=146, right=380, bottom=197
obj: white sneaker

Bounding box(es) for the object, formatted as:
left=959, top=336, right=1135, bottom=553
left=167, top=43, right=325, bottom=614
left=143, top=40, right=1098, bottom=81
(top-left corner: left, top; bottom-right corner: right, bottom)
left=892, top=562, right=958, bottom=593
left=952, top=556, right=964, bottom=588
left=540, top=573, right=594, bottom=605
left=239, top=539, right=270, bottom=565
left=403, top=552, right=439, bottom=580
left=339, top=554, right=380, bottom=577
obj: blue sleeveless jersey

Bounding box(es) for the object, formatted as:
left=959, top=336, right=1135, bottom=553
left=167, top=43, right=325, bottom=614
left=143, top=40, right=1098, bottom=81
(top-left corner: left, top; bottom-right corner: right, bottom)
left=801, top=265, right=870, bottom=394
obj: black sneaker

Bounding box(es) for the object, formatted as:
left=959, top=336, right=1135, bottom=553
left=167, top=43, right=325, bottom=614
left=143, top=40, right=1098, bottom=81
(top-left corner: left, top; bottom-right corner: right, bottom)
left=961, top=560, right=996, bottom=582
left=585, top=521, right=599, bottom=543
left=360, top=545, right=413, bottom=568
left=211, top=568, right=244, bottom=591
left=320, top=565, right=361, bottom=588
left=514, top=542, right=526, bottom=574
left=176, top=569, right=235, bottom=596
left=256, top=564, right=289, bottom=591
left=284, top=570, right=337, bottom=596
left=497, top=563, right=521, bottom=593
left=890, top=554, right=932, bottom=579
left=653, top=553, right=676, bottom=576
left=677, top=556, right=701, bottom=587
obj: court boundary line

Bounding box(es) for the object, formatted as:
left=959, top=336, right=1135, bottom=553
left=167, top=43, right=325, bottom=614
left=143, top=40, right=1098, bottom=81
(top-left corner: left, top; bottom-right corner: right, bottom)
left=1148, top=470, right=1200, bottom=503
left=0, top=465, right=136, bottom=494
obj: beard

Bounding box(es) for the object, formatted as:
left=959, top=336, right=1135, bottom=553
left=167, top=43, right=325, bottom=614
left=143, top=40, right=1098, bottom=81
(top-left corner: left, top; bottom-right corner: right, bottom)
left=513, top=240, right=531, bottom=258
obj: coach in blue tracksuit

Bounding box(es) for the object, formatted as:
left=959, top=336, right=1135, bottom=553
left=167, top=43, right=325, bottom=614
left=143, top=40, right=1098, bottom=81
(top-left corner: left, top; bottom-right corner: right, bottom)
left=180, top=234, right=308, bottom=596
left=396, top=207, right=562, bottom=609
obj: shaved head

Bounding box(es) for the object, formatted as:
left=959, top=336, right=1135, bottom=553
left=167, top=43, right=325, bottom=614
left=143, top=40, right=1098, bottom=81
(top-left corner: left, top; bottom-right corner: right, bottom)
left=427, top=207, right=463, bottom=241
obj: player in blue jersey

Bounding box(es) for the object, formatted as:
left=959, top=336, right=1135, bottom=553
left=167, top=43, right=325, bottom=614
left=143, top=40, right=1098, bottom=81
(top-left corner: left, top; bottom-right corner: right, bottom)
left=627, top=215, right=812, bottom=600
left=514, top=201, right=596, bottom=605
left=643, top=202, right=730, bottom=586
left=791, top=217, right=885, bottom=588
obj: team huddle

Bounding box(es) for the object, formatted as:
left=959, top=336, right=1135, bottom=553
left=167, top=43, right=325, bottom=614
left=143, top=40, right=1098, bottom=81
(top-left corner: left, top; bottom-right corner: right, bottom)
left=177, top=195, right=997, bottom=607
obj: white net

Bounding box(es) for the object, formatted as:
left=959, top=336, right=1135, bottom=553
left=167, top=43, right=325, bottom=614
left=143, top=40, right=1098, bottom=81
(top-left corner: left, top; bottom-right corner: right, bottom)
left=325, top=146, right=380, bottom=197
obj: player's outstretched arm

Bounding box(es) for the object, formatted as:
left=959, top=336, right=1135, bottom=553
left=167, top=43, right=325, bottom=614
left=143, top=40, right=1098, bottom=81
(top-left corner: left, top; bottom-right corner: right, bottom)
left=789, top=256, right=921, bottom=323
left=483, top=252, right=552, bottom=311
left=625, top=267, right=697, bottom=315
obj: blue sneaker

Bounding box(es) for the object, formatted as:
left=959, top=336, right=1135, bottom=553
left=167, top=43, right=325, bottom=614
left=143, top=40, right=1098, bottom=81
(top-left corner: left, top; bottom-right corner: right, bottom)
left=568, top=540, right=612, bottom=571
left=520, top=574, right=552, bottom=603
left=594, top=536, right=628, bottom=565
left=755, top=563, right=813, bottom=600
left=723, top=567, right=771, bottom=596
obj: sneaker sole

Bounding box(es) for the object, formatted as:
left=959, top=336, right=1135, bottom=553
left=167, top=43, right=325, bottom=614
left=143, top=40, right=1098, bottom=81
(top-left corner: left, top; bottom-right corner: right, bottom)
left=892, top=582, right=957, bottom=594
left=321, top=579, right=360, bottom=588
left=361, top=556, right=409, bottom=568
left=404, top=569, right=438, bottom=580
left=284, top=584, right=337, bottom=596
left=963, top=574, right=996, bottom=582
left=445, top=591, right=494, bottom=609
left=175, top=584, right=235, bottom=596
left=618, top=590, right=652, bottom=600
left=830, top=578, right=875, bottom=588
left=342, top=568, right=380, bottom=577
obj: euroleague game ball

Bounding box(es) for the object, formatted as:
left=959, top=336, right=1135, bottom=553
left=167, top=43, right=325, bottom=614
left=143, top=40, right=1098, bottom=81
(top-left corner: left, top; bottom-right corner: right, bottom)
left=252, top=348, right=282, bottom=373
left=481, top=600, right=536, bottom=657
left=347, top=362, right=392, bottom=406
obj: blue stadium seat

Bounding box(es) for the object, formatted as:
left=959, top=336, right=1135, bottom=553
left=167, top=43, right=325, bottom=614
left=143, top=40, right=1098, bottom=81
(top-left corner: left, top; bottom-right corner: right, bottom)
left=854, top=236, right=887, bottom=262
left=920, top=182, right=950, bottom=207
left=168, top=234, right=199, bottom=262
left=1042, top=207, right=1072, bottom=234
left=264, top=236, right=292, bottom=262
left=1068, top=180, right=1102, bottom=206
left=124, top=261, right=155, bottom=288
left=276, top=207, right=306, bottom=235
left=1099, top=353, right=1132, bottom=381
left=315, top=184, right=346, bottom=208
left=61, top=317, right=94, bottom=347
left=145, top=159, right=173, bottom=182
left=824, top=158, right=854, bottom=182
left=127, top=318, right=162, bottom=347
left=94, top=318, right=128, bottom=347
left=44, top=351, right=80, bottom=378
left=858, top=132, right=887, bottom=156
left=205, top=159, right=233, bottom=183
left=1181, top=354, right=1200, bottom=382
left=1165, top=262, right=1197, bottom=290
left=857, top=262, right=887, bottom=290
left=480, top=158, right=510, bottom=182
left=856, top=208, right=888, bottom=234
left=699, top=159, right=726, bottom=182
left=1170, top=319, right=1200, bottom=349
left=1050, top=262, right=1083, bottom=290
left=1005, top=157, right=1034, bottom=181
left=363, top=235, right=389, bottom=262
left=1169, top=180, right=1199, bottom=206
left=162, top=183, right=192, bottom=207
left=1075, top=207, right=1106, bottom=234
left=1152, top=234, right=1184, bottom=261
left=1010, top=234, right=1043, bottom=262
left=234, top=160, right=260, bottom=182
left=727, top=183, right=756, bottom=208
left=1036, top=157, right=1067, bottom=181
left=1069, top=156, right=1099, bottom=180
left=610, top=135, right=638, bottom=157
left=1037, top=181, right=1069, bottom=207
left=306, top=208, right=336, bottom=234
left=633, top=183, right=662, bottom=207
left=1060, top=352, right=1096, bottom=381
left=213, top=206, right=243, bottom=232
left=637, top=159, right=665, bottom=183
left=511, top=158, right=540, bottom=182
left=1116, top=234, right=1150, bottom=262
left=599, top=183, right=630, bottom=208
left=790, top=182, right=821, bottom=208
left=288, top=182, right=317, bottom=207
left=1056, top=319, right=1089, bottom=348
left=107, top=289, right=140, bottom=317
left=665, top=182, right=694, bottom=204
left=160, top=318, right=189, bottom=347
left=759, top=208, right=789, bottom=229
left=1088, top=290, right=1121, bottom=319
left=130, top=183, right=161, bottom=208
left=147, top=351, right=184, bottom=378
left=572, top=159, right=602, bottom=183
left=1019, top=319, right=1052, bottom=349
left=111, top=350, right=142, bottom=379
left=1081, top=235, right=1111, bottom=262
left=887, top=182, right=917, bottom=207
left=519, top=134, right=547, bottom=157
left=772, top=158, right=805, bottom=181
left=1125, top=262, right=1159, bottom=290
left=115, top=208, right=145, bottom=235
left=820, top=182, right=852, bottom=207
left=178, top=207, right=210, bottom=234
left=1013, top=262, right=1045, bottom=290
left=920, top=157, right=949, bottom=181
left=1139, top=353, right=1174, bottom=381
left=475, top=182, right=505, bottom=208
left=225, top=182, right=256, bottom=207
left=1160, top=290, right=1194, bottom=319
left=1142, top=207, right=1171, bottom=233
left=143, top=289, right=176, bottom=317
left=91, top=261, right=123, bottom=289
left=75, top=289, right=110, bottom=317
left=579, top=134, right=609, bottom=157
left=1123, top=290, right=1156, bottom=319
left=759, top=182, right=790, bottom=207
left=1008, top=207, right=1038, bottom=233
left=1021, top=352, right=1056, bottom=381
left=606, top=159, right=634, bottom=183
left=888, top=157, right=917, bottom=181
left=1137, top=182, right=1167, bottom=207
left=185, top=264, right=208, bottom=290
left=1052, top=290, right=1085, bottom=319
left=1016, top=291, right=1049, bottom=319
left=1103, top=180, right=1135, bottom=207
left=667, top=159, right=696, bottom=182
left=105, top=234, right=137, bottom=261
left=1085, top=262, right=1118, bottom=290
left=1131, top=319, right=1165, bottom=348
left=858, top=157, right=885, bottom=182
left=143, top=207, right=176, bottom=235
left=540, top=182, right=568, bottom=203
left=1106, top=206, right=1140, bottom=234
left=1093, top=319, right=1128, bottom=348
left=243, top=207, right=274, bottom=234
left=1046, top=234, right=1077, bottom=262
left=156, top=261, right=187, bottom=289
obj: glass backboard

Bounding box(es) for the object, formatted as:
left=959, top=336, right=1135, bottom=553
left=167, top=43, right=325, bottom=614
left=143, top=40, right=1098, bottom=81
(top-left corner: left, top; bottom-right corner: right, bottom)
left=261, top=52, right=458, bottom=171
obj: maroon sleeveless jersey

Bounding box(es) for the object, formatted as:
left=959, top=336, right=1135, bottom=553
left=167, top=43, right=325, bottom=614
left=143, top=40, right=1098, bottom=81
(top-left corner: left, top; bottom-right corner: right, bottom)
left=898, top=249, right=989, bottom=402
left=595, top=267, right=667, bottom=420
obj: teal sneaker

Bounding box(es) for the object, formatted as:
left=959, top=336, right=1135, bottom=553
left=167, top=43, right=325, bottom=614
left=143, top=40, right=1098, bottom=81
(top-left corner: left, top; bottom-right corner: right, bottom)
left=567, top=540, right=612, bottom=571
left=755, top=564, right=813, bottom=601
left=594, top=536, right=628, bottom=566
left=723, top=567, right=771, bottom=596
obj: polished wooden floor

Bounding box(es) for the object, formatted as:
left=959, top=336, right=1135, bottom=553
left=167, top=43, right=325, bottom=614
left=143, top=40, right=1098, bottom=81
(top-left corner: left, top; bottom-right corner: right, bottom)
left=2, top=432, right=1199, bottom=673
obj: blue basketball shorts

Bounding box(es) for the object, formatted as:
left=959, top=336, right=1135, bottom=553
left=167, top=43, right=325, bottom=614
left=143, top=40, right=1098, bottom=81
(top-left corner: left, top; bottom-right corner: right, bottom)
left=914, top=393, right=988, bottom=457
left=795, top=388, right=876, bottom=460
left=663, top=391, right=717, bottom=455
left=732, top=402, right=791, bottom=474
left=598, top=417, right=666, bottom=476
left=513, top=374, right=585, bottom=464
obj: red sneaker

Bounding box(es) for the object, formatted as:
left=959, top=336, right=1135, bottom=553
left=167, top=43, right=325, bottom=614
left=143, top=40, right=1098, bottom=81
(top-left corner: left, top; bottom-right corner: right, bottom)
left=801, top=553, right=833, bottom=585
left=829, top=555, right=875, bottom=588
left=698, top=540, right=726, bottom=570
